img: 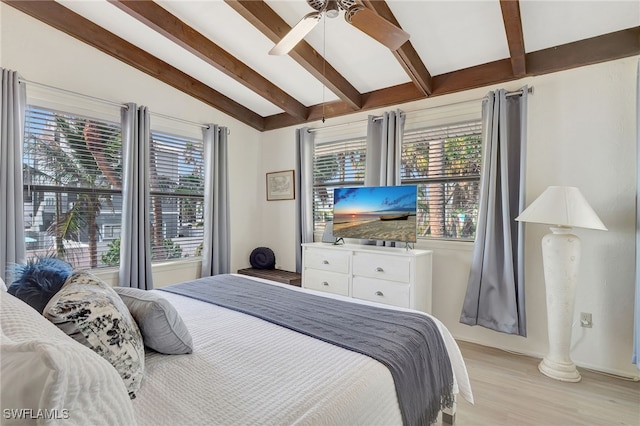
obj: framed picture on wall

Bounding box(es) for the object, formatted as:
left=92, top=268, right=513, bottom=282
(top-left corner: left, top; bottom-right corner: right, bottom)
left=266, top=170, right=295, bottom=201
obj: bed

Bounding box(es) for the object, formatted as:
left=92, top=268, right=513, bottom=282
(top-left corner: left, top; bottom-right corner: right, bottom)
left=1, top=272, right=473, bottom=426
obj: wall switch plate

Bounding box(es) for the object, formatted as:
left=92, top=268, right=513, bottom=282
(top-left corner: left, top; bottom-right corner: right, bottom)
left=580, top=312, right=592, bottom=328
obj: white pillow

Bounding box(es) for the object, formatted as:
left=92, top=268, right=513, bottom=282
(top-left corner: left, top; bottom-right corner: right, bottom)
left=0, top=276, right=7, bottom=292
left=0, top=291, right=137, bottom=425
left=43, top=271, right=145, bottom=399
left=114, top=287, right=193, bottom=355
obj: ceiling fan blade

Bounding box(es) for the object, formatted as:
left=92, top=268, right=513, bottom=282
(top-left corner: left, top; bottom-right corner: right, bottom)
left=345, top=4, right=409, bottom=51
left=269, top=12, right=322, bottom=56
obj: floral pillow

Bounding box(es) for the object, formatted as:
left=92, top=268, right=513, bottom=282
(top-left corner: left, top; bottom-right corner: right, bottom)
left=43, top=271, right=145, bottom=398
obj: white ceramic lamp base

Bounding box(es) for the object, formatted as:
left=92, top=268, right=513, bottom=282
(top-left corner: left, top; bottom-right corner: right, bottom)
left=539, top=357, right=581, bottom=382
left=539, top=227, right=582, bottom=382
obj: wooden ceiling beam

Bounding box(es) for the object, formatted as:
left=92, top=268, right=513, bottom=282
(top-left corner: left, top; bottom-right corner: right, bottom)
left=2, top=0, right=266, bottom=130
left=499, top=0, right=527, bottom=77
left=225, top=0, right=363, bottom=111
left=361, top=0, right=433, bottom=96
left=264, top=82, right=425, bottom=130
left=264, top=25, right=640, bottom=130
left=264, top=59, right=514, bottom=130
left=526, top=27, right=640, bottom=76
left=431, top=59, right=517, bottom=96
left=108, top=0, right=308, bottom=121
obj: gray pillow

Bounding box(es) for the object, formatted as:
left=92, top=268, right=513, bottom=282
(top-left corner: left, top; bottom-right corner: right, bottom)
left=114, top=287, right=193, bottom=355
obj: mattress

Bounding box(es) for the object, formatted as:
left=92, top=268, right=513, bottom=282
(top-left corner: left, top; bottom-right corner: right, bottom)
left=132, top=275, right=473, bottom=425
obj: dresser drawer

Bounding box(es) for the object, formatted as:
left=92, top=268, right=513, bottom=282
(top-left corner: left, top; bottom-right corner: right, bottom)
left=303, top=269, right=350, bottom=296
left=304, top=248, right=350, bottom=274
left=301, top=243, right=432, bottom=313
left=352, top=253, right=411, bottom=283
left=352, top=277, right=410, bottom=308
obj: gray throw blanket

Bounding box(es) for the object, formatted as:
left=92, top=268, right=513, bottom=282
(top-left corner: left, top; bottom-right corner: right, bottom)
left=160, top=274, right=454, bottom=425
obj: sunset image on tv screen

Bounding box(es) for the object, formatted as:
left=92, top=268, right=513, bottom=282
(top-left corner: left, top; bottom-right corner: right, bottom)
left=332, top=186, right=417, bottom=243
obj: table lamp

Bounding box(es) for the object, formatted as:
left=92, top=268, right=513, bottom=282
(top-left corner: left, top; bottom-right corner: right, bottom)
left=516, top=186, right=607, bottom=382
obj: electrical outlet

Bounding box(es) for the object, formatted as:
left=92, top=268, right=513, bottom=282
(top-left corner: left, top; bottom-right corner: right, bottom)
left=580, top=312, right=592, bottom=328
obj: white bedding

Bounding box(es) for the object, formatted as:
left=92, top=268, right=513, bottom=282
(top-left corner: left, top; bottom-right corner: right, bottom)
left=133, top=275, right=473, bottom=425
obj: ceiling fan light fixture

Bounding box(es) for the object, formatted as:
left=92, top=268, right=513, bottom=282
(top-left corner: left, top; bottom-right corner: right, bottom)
left=325, top=0, right=340, bottom=18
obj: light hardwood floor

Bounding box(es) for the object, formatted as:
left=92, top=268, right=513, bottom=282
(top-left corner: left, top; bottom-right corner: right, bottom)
left=444, top=341, right=640, bottom=426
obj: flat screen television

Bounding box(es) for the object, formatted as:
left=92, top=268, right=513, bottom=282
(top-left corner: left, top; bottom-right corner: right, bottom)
left=332, top=185, right=418, bottom=243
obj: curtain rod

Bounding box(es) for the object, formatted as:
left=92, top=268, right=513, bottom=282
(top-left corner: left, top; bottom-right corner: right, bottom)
left=150, top=112, right=231, bottom=135
left=19, top=78, right=127, bottom=108
left=307, top=86, right=533, bottom=133
left=18, top=78, right=226, bottom=133
left=150, top=111, right=209, bottom=129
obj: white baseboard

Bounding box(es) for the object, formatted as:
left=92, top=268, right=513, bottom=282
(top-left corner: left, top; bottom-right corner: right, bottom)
left=455, top=337, right=640, bottom=381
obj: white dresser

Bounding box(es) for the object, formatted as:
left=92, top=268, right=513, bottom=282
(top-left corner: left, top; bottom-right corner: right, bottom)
left=301, top=242, right=433, bottom=313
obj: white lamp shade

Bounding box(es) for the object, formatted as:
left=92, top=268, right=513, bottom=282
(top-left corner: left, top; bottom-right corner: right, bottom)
left=516, top=186, right=607, bottom=230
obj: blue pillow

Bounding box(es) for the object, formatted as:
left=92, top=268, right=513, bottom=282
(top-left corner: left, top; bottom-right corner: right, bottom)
left=7, top=256, right=73, bottom=313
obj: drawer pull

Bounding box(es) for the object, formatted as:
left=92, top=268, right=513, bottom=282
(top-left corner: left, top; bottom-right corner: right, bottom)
left=322, top=281, right=329, bottom=286
left=322, top=260, right=330, bottom=265
left=375, top=291, right=384, bottom=297
left=375, top=267, right=384, bottom=272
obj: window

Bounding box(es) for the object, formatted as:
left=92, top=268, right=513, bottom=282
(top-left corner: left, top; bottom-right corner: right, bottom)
left=23, top=106, right=122, bottom=269
left=312, top=137, right=366, bottom=234
left=401, top=121, right=482, bottom=240
left=149, top=131, right=205, bottom=262
left=23, top=106, right=206, bottom=269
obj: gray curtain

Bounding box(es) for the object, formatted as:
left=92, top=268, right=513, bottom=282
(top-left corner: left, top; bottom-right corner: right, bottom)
left=365, top=110, right=405, bottom=187
left=0, top=69, right=26, bottom=281
left=201, top=125, right=230, bottom=277
left=119, top=104, right=154, bottom=289
left=364, top=110, right=405, bottom=246
left=295, top=127, right=314, bottom=273
left=634, top=59, right=639, bottom=369
left=460, top=88, right=528, bottom=336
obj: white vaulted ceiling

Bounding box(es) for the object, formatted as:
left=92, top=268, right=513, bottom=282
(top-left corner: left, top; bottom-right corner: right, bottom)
left=5, top=0, right=639, bottom=131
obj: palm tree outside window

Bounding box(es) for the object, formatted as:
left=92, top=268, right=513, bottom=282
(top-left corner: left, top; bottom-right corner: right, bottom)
left=23, top=106, right=122, bottom=268
left=22, top=106, right=206, bottom=268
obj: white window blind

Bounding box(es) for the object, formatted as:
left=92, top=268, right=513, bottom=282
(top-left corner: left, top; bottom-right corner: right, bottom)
left=23, top=105, right=122, bottom=269
left=313, top=137, right=366, bottom=234
left=401, top=120, right=482, bottom=240
left=149, top=131, right=204, bottom=262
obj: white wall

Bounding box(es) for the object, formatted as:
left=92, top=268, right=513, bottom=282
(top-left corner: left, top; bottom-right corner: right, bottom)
left=519, top=58, right=637, bottom=377
left=1, top=4, right=263, bottom=276
left=259, top=127, right=300, bottom=271
left=259, top=57, right=639, bottom=379
left=2, top=3, right=638, bottom=379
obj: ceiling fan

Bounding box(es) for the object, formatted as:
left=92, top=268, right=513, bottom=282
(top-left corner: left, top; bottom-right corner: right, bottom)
left=269, top=0, right=410, bottom=55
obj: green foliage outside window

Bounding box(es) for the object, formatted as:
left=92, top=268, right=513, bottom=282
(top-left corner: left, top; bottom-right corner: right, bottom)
left=100, top=237, right=183, bottom=267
